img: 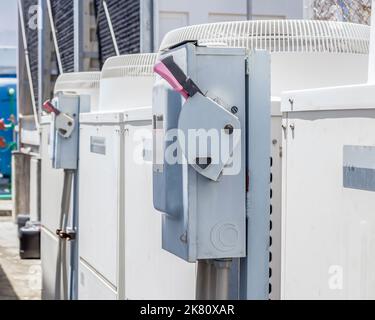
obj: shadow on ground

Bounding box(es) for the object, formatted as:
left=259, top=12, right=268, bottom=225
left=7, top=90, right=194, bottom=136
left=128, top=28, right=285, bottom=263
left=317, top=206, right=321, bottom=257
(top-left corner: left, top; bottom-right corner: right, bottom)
left=0, top=217, right=41, bottom=300
left=0, top=264, right=19, bottom=300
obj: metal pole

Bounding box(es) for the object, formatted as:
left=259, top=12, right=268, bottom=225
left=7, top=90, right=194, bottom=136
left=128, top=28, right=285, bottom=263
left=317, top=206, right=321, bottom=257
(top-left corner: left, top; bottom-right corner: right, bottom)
left=140, top=0, right=154, bottom=53
left=214, top=260, right=232, bottom=300
left=17, top=0, right=40, bottom=129
left=247, top=0, right=253, bottom=20
left=56, top=169, right=74, bottom=300
left=74, top=0, right=84, bottom=71
left=102, top=0, right=120, bottom=56
left=46, top=0, right=63, bottom=74
left=196, top=259, right=233, bottom=300
left=196, top=260, right=213, bottom=300
left=38, top=0, right=51, bottom=120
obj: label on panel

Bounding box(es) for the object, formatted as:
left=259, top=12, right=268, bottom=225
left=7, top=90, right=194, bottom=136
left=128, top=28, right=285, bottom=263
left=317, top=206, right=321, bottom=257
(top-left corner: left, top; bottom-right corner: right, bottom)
left=343, top=145, right=375, bottom=192
left=90, top=136, right=106, bottom=155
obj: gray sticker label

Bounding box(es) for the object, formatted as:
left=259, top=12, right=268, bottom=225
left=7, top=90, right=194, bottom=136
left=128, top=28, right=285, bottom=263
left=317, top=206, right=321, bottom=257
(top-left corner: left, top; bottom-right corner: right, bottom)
left=343, top=145, right=375, bottom=192
left=90, top=136, right=106, bottom=155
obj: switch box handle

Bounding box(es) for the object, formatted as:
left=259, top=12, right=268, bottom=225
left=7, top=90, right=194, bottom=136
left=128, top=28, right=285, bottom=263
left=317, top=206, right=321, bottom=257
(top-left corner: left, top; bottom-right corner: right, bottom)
left=154, top=56, right=203, bottom=99
left=43, top=100, right=61, bottom=116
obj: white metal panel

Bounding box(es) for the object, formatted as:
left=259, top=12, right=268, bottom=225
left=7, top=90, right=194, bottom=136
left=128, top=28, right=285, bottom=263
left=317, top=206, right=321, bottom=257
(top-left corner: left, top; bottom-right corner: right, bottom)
left=159, top=11, right=189, bottom=45
left=270, top=101, right=282, bottom=300
left=41, top=227, right=72, bottom=300
left=252, top=0, right=304, bottom=19
left=78, top=260, right=118, bottom=300
left=29, top=157, right=40, bottom=222
left=20, top=129, right=40, bottom=146
left=123, top=121, right=196, bottom=300
left=79, top=123, right=122, bottom=288
left=41, top=122, right=64, bottom=234
left=253, top=15, right=286, bottom=20
left=156, top=0, right=247, bottom=47
left=208, top=13, right=247, bottom=23
left=80, top=111, right=124, bottom=124
left=281, top=83, right=375, bottom=113
left=282, top=108, right=375, bottom=300
left=41, top=228, right=59, bottom=300
left=99, top=77, right=155, bottom=111
left=271, top=54, right=369, bottom=97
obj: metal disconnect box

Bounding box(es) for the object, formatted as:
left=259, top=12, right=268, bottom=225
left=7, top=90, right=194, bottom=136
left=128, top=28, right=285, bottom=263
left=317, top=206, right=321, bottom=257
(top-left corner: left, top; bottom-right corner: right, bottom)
left=153, top=44, right=248, bottom=262
left=281, top=84, right=375, bottom=299
left=78, top=108, right=196, bottom=300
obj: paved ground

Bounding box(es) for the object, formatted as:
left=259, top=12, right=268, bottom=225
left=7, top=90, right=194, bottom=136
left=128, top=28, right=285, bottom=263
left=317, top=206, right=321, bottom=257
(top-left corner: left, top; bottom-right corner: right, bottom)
left=0, top=200, right=12, bottom=216
left=0, top=216, right=41, bottom=300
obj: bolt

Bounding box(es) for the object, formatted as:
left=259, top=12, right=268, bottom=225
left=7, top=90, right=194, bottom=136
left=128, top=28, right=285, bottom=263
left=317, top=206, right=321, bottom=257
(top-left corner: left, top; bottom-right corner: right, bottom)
left=224, top=124, right=234, bottom=135
left=180, top=232, right=187, bottom=243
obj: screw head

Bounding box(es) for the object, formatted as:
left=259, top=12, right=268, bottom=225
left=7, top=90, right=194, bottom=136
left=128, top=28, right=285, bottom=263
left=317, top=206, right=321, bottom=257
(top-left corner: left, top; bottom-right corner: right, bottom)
left=231, top=106, right=238, bottom=114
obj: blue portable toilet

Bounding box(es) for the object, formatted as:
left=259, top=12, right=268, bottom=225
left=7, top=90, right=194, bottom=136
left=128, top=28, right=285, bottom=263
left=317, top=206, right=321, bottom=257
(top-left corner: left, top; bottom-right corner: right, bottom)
left=0, top=47, right=17, bottom=199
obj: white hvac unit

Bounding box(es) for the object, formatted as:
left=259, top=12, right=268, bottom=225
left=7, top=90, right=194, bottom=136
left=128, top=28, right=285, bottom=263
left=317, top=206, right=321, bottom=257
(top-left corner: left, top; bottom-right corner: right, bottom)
left=98, top=54, right=156, bottom=111
left=41, top=72, right=100, bottom=300
left=78, top=54, right=196, bottom=300
left=279, top=2, right=375, bottom=300
left=160, top=20, right=369, bottom=96
left=53, top=72, right=101, bottom=111
left=159, top=20, right=370, bottom=299
left=281, top=84, right=375, bottom=300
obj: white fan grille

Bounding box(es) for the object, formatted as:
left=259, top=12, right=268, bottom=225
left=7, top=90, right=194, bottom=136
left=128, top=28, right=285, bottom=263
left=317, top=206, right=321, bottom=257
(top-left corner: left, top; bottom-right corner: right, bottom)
left=159, top=20, right=370, bottom=54
left=101, top=53, right=157, bottom=79
left=54, top=72, right=101, bottom=94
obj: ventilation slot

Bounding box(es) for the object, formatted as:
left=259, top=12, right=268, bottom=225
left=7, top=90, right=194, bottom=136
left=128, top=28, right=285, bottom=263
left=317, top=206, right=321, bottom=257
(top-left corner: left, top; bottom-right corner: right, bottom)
left=160, top=20, right=370, bottom=55
left=54, top=72, right=101, bottom=94
left=101, top=53, right=157, bottom=79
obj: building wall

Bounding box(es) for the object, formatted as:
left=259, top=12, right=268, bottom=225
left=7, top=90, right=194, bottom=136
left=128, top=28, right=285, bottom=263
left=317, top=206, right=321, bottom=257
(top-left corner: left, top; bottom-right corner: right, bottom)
left=313, top=0, right=371, bottom=25
left=155, top=0, right=307, bottom=48
left=95, top=0, right=140, bottom=65
left=0, top=0, right=17, bottom=46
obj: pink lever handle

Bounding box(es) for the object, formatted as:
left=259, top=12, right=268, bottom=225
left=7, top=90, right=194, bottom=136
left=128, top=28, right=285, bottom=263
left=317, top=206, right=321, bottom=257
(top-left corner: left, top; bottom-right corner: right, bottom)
left=154, top=62, right=189, bottom=99
left=43, top=100, right=61, bottom=116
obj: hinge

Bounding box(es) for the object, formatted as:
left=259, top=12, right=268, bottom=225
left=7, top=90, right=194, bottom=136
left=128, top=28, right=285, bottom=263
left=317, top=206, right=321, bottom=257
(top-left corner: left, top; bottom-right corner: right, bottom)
left=245, top=57, right=250, bottom=75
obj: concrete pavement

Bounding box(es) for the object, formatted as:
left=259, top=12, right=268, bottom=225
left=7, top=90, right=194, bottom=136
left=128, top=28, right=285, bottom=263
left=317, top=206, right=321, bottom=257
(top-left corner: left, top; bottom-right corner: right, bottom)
left=0, top=216, right=41, bottom=300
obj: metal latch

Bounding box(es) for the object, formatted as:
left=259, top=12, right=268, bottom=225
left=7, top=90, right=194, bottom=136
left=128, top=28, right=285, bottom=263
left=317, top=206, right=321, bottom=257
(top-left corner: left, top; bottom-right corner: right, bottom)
left=43, top=100, right=75, bottom=139
left=56, top=228, right=76, bottom=241
left=153, top=55, right=241, bottom=181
